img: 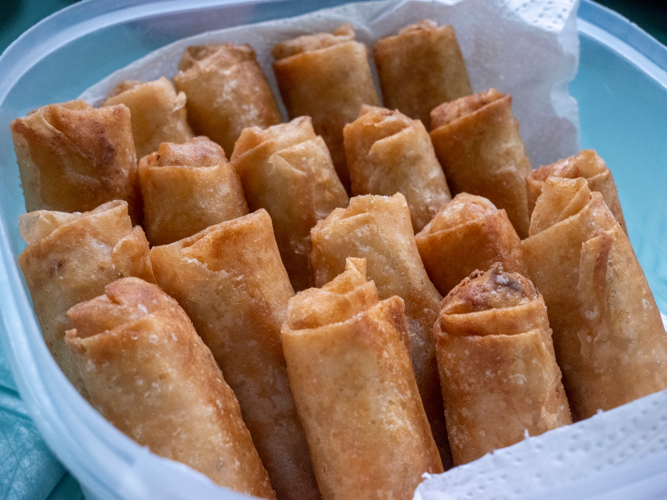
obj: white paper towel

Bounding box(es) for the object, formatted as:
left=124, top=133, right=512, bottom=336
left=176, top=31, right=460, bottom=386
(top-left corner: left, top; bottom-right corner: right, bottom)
left=80, top=0, right=580, bottom=170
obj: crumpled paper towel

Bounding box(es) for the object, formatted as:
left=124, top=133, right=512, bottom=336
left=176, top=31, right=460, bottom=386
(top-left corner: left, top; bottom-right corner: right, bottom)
left=80, top=0, right=580, bottom=170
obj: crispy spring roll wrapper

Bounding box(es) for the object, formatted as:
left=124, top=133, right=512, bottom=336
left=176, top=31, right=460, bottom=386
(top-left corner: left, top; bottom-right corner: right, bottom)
left=416, top=193, right=528, bottom=295
left=283, top=258, right=443, bottom=499
left=139, top=137, right=248, bottom=246
left=310, top=193, right=452, bottom=467
left=430, top=89, right=531, bottom=238
left=343, top=105, right=451, bottom=232
left=523, top=177, right=667, bottom=420
left=526, top=149, right=626, bottom=232
left=18, top=200, right=155, bottom=394
left=65, top=278, right=276, bottom=499
left=436, top=266, right=571, bottom=465
left=103, top=77, right=194, bottom=158
left=150, top=210, right=320, bottom=500
left=231, top=117, right=348, bottom=291
left=374, top=20, right=472, bottom=125
left=173, top=43, right=282, bottom=155
left=10, top=100, right=140, bottom=222
left=272, top=24, right=381, bottom=190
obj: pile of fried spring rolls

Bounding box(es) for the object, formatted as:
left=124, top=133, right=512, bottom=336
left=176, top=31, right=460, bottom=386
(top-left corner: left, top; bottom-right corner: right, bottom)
left=11, top=16, right=667, bottom=500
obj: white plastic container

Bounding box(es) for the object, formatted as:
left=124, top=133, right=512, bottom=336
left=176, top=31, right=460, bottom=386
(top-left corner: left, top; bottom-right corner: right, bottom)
left=0, top=1, right=666, bottom=499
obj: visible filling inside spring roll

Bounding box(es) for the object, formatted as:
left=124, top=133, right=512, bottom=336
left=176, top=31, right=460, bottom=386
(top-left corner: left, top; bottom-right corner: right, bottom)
left=18, top=200, right=154, bottom=395
left=416, top=193, right=528, bottom=295
left=436, top=266, right=571, bottom=465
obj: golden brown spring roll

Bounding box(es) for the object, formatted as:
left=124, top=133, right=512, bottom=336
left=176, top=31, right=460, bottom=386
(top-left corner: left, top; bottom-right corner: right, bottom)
left=11, top=100, right=140, bottom=222
left=283, top=258, right=443, bottom=499
left=343, top=105, right=451, bottom=232
left=231, top=117, right=348, bottom=291
left=374, top=20, right=472, bottom=125
left=272, top=24, right=381, bottom=190
left=430, top=89, right=531, bottom=238
left=150, top=210, right=320, bottom=500
left=65, top=278, right=276, bottom=499
left=526, top=149, right=626, bottom=232
left=416, top=193, right=528, bottom=295
left=310, top=193, right=451, bottom=467
left=139, top=137, right=248, bottom=246
left=523, top=177, right=667, bottom=420
left=103, top=77, right=194, bottom=158
left=173, top=43, right=282, bottom=155
left=18, top=200, right=154, bottom=394
left=435, top=266, right=571, bottom=465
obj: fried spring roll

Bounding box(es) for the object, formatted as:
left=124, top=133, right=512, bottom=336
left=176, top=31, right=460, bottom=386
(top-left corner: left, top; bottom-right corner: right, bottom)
left=150, top=211, right=320, bottom=500
left=11, top=100, right=140, bottom=222
left=416, top=193, right=527, bottom=295
left=103, top=77, right=194, bottom=158
left=310, top=193, right=451, bottom=467
left=374, top=20, right=472, bottom=125
left=139, top=137, right=248, bottom=246
left=430, top=89, right=531, bottom=238
left=523, top=177, right=667, bottom=420
left=343, top=105, right=451, bottom=232
left=436, top=266, right=571, bottom=465
left=231, top=117, right=348, bottom=291
left=18, top=201, right=154, bottom=394
left=283, top=258, right=443, bottom=499
left=173, top=43, right=282, bottom=154
left=65, top=278, right=276, bottom=499
left=272, top=24, right=381, bottom=190
left=526, top=149, right=626, bottom=232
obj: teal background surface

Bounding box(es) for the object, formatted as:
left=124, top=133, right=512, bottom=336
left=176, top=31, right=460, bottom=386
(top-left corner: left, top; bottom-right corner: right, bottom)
left=0, top=1, right=665, bottom=499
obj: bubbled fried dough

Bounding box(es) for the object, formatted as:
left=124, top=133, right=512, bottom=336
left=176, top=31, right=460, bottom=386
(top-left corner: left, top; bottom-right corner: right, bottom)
left=174, top=43, right=281, bottom=155
left=310, top=193, right=452, bottom=467
left=436, top=266, right=571, bottom=465
left=18, top=201, right=154, bottom=395
left=150, top=211, right=320, bottom=500
left=416, top=193, right=527, bottom=295
left=526, top=149, right=626, bottom=232
left=283, top=258, right=442, bottom=499
left=273, top=24, right=381, bottom=191
left=11, top=100, right=141, bottom=223
left=103, top=77, right=194, bottom=158
left=139, top=136, right=248, bottom=246
left=65, top=278, right=276, bottom=499
left=232, top=117, right=348, bottom=292
left=523, top=177, right=667, bottom=420
left=344, top=105, right=451, bottom=232
left=430, top=89, right=531, bottom=238
left=374, top=20, right=472, bottom=125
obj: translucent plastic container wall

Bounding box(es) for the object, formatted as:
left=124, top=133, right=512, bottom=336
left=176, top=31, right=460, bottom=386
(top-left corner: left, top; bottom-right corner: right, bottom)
left=0, top=1, right=666, bottom=499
